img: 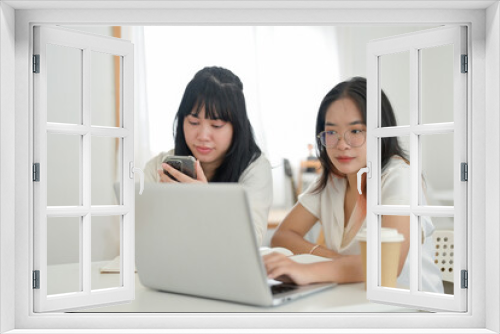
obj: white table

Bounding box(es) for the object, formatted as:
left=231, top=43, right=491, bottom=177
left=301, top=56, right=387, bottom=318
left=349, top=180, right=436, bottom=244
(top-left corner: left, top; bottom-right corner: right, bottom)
left=45, top=262, right=421, bottom=313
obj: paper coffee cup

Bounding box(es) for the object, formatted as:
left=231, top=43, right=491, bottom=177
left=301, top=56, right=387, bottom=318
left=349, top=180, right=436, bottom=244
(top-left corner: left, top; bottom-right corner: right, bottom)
left=356, top=227, right=404, bottom=289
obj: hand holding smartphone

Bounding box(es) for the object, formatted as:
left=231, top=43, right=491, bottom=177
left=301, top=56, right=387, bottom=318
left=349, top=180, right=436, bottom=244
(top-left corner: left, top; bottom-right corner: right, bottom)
left=162, top=155, right=197, bottom=181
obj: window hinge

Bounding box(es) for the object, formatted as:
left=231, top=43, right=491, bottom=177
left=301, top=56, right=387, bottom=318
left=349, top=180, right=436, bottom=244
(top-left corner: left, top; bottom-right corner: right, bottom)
left=461, top=162, right=468, bottom=181
left=33, top=54, right=40, bottom=73
left=461, top=54, right=468, bottom=73
left=33, top=270, right=40, bottom=289
left=33, top=163, right=40, bottom=182
left=461, top=270, right=468, bottom=289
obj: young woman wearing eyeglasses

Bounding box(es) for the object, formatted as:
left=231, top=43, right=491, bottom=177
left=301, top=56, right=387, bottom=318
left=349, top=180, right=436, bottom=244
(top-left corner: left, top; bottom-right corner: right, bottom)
left=265, top=77, right=443, bottom=293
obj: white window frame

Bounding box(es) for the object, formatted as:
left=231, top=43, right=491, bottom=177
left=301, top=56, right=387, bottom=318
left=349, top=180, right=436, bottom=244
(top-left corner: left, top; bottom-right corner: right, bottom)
left=1, top=1, right=498, bottom=333
left=32, top=25, right=136, bottom=312
left=365, top=26, right=468, bottom=312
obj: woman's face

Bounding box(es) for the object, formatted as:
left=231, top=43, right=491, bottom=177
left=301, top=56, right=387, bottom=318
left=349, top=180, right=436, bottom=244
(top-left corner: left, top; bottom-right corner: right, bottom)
left=323, top=98, right=367, bottom=176
left=183, top=107, right=234, bottom=169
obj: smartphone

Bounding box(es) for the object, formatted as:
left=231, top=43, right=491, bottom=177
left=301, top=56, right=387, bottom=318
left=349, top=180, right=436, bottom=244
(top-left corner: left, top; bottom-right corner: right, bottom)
left=162, top=155, right=197, bottom=180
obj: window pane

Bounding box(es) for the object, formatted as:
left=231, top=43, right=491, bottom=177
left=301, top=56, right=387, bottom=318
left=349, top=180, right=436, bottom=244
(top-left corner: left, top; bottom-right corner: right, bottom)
left=421, top=216, right=453, bottom=295
left=47, top=217, right=81, bottom=295
left=380, top=136, right=410, bottom=206
left=420, top=44, right=454, bottom=124
left=380, top=51, right=410, bottom=127
left=379, top=215, right=410, bottom=291
left=91, top=52, right=121, bottom=128
left=47, top=133, right=80, bottom=206
left=91, top=136, right=121, bottom=205
left=91, top=215, right=121, bottom=290
left=47, top=44, right=82, bottom=124
left=420, top=133, right=454, bottom=206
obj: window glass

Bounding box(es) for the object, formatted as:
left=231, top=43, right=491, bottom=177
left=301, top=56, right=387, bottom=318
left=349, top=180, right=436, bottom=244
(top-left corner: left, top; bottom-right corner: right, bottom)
left=91, top=136, right=121, bottom=205
left=421, top=216, right=454, bottom=295
left=47, top=217, right=81, bottom=295
left=47, top=44, right=82, bottom=124
left=47, top=133, right=81, bottom=206
left=91, top=215, right=121, bottom=290
left=380, top=136, right=410, bottom=206
left=420, top=44, right=454, bottom=124
left=379, top=215, right=410, bottom=291
left=91, top=51, right=121, bottom=128
left=380, top=51, right=410, bottom=127
left=420, top=133, right=454, bottom=206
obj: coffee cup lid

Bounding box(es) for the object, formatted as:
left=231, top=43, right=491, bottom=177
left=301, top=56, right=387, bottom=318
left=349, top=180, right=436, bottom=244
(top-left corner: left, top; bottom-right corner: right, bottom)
left=355, top=227, right=405, bottom=242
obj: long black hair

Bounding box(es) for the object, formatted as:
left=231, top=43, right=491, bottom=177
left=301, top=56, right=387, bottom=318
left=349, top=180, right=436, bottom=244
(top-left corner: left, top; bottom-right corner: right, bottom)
left=173, top=66, right=261, bottom=182
left=313, top=76, right=408, bottom=193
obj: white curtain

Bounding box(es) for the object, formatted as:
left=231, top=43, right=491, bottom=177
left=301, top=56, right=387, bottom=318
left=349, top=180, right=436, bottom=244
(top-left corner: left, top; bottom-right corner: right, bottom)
left=132, top=26, right=152, bottom=170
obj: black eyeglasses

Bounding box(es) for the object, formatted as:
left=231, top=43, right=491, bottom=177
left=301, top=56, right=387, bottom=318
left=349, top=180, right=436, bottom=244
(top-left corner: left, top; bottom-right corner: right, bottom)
left=317, top=129, right=366, bottom=148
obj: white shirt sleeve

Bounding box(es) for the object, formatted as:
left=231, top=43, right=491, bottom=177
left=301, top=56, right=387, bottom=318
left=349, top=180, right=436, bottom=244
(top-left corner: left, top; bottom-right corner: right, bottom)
left=238, top=154, right=273, bottom=246
left=143, top=150, right=173, bottom=183
left=297, top=178, right=322, bottom=220
left=381, top=159, right=411, bottom=205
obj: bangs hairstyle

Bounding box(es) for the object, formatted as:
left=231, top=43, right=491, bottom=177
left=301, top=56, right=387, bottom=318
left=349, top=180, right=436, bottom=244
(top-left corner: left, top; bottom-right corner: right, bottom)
left=173, top=66, right=261, bottom=182
left=313, top=76, right=408, bottom=194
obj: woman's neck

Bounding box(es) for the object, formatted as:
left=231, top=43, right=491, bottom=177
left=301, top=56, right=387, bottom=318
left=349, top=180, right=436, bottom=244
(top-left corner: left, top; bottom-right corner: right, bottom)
left=200, top=162, right=217, bottom=181
left=345, top=173, right=358, bottom=193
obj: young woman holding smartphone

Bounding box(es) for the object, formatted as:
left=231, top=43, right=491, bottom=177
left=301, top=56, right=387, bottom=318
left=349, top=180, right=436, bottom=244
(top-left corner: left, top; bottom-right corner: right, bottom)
left=264, top=77, right=444, bottom=293
left=144, top=66, right=273, bottom=246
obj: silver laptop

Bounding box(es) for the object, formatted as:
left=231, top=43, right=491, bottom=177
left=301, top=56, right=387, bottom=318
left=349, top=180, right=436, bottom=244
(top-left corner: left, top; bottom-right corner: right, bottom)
left=134, top=183, right=334, bottom=307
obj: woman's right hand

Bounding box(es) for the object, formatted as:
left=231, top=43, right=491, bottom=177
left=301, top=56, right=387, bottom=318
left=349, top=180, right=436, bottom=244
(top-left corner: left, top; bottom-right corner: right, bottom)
left=263, top=252, right=316, bottom=286
left=157, top=161, right=208, bottom=184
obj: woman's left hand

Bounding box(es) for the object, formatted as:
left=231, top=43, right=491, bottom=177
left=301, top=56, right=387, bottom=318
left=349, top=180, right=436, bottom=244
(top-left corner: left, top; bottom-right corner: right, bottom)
left=263, top=252, right=315, bottom=286
left=159, top=161, right=208, bottom=184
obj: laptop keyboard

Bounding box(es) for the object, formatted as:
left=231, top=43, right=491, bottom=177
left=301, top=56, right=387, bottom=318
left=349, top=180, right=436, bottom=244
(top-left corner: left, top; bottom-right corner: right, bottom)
left=271, top=283, right=299, bottom=295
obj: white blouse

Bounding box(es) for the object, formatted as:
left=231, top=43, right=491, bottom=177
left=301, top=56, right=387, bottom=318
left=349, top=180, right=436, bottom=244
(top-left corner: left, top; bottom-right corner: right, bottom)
left=299, top=157, right=444, bottom=293
left=143, top=150, right=273, bottom=246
